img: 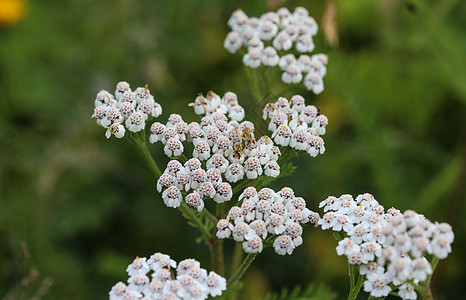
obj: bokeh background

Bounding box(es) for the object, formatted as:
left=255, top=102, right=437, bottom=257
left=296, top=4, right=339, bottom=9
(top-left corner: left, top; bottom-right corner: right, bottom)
left=1, top=0, right=465, bottom=299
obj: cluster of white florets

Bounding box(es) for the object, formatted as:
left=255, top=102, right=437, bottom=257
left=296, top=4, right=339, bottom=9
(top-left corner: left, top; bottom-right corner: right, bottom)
left=155, top=92, right=285, bottom=209
left=109, top=253, right=226, bottom=300
left=216, top=187, right=320, bottom=255
left=91, top=81, right=162, bottom=139
left=224, top=7, right=328, bottom=93
left=190, top=91, right=245, bottom=120
left=318, top=193, right=454, bottom=299
left=263, top=95, right=327, bottom=157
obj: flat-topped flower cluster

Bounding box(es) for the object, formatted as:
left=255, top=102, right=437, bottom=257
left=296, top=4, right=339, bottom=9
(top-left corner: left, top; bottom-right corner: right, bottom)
left=225, top=7, right=328, bottom=93
left=109, top=253, right=226, bottom=300
left=318, top=193, right=454, bottom=299
left=263, top=95, right=327, bottom=157
left=217, top=187, right=320, bottom=255
left=154, top=91, right=289, bottom=210
left=91, top=82, right=162, bottom=139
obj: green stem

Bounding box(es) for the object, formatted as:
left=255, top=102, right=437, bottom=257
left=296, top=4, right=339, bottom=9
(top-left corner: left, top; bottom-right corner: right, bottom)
left=128, top=133, right=162, bottom=178
left=232, top=179, right=254, bottom=194
left=230, top=242, right=243, bottom=277
left=348, top=262, right=355, bottom=289
left=214, top=203, right=225, bottom=275
left=347, top=273, right=365, bottom=300
left=201, top=208, right=218, bottom=224
left=244, top=65, right=263, bottom=105
left=419, top=256, right=439, bottom=300
left=178, top=203, right=211, bottom=241
left=227, top=253, right=257, bottom=286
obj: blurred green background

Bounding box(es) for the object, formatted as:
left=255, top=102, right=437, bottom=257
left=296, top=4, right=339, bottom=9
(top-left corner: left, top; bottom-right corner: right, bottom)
left=1, top=0, right=465, bottom=299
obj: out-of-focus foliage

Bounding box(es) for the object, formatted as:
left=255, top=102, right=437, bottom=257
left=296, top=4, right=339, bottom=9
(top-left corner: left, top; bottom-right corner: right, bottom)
left=0, top=0, right=464, bottom=299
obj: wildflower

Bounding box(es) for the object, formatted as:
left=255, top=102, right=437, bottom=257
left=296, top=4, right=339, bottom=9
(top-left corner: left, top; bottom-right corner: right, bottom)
left=216, top=219, right=233, bottom=239
left=304, top=72, right=324, bottom=94
left=149, top=122, right=165, bottom=143
left=224, top=31, right=243, bottom=53
left=162, top=186, right=182, bottom=208
left=232, top=222, right=255, bottom=242
left=272, top=125, right=292, bottom=146
left=126, top=257, right=151, bottom=276
left=214, top=182, right=233, bottom=203
left=398, top=283, right=417, bottom=300
left=296, top=34, right=315, bottom=52
left=105, top=123, right=126, bottom=139
left=125, top=112, right=145, bottom=132
left=336, top=238, right=360, bottom=256
left=109, top=282, right=127, bottom=300
left=243, top=49, right=262, bottom=68
left=185, top=192, right=205, bottom=212
left=273, top=235, right=295, bottom=255
left=227, top=206, right=244, bottom=224
left=363, top=273, right=391, bottom=298
left=225, top=163, right=244, bottom=183
left=243, top=235, right=263, bottom=253
left=261, top=46, right=279, bottom=66
left=282, top=64, right=302, bottom=84
left=206, top=272, right=227, bottom=297
left=164, top=138, right=184, bottom=157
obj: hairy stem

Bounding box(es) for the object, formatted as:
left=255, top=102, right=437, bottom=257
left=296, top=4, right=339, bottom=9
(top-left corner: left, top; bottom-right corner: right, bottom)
left=347, top=272, right=364, bottom=300
left=213, top=203, right=225, bottom=275
left=419, top=256, right=439, bottom=300
left=244, top=65, right=263, bottom=105
left=230, top=242, right=243, bottom=277
left=128, top=132, right=162, bottom=178
left=227, top=253, right=257, bottom=286
left=348, top=262, right=355, bottom=289
left=178, top=203, right=211, bottom=241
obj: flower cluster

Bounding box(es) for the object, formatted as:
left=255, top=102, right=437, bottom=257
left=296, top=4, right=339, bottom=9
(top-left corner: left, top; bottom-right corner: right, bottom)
left=225, top=7, right=328, bottom=93
left=155, top=91, right=285, bottom=209
left=263, top=95, right=327, bottom=157
left=216, top=187, right=320, bottom=255
left=319, top=193, right=454, bottom=299
left=91, top=82, right=162, bottom=139
left=109, top=253, right=226, bottom=300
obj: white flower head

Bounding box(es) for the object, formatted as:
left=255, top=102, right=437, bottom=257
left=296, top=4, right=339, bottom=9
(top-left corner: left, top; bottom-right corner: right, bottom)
left=128, top=273, right=150, bottom=292
left=185, top=192, right=205, bottom=212
left=336, top=238, right=360, bottom=256
left=399, top=283, right=417, bottom=300
left=296, top=34, right=315, bottom=52
left=95, top=90, right=116, bottom=107
left=363, top=273, right=391, bottom=298
left=242, top=234, right=264, bottom=254
left=282, top=64, right=303, bottom=84
left=162, top=186, right=182, bottom=208
left=164, top=138, right=184, bottom=157
left=109, top=282, right=127, bottom=300
left=273, top=235, right=295, bottom=255
left=216, top=219, right=233, bottom=239
left=243, top=49, right=262, bottom=68
left=225, top=163, right=244, bottom=183
left=125, top=112, right=145, bottom=132
left=206, top=271, right=227, bottom=297
left=227, top=206, right=245, bottom=224
left=105, top=123, right=126, bottom=139
left=232, top=222, right=255, bottom=242
left=261, top=46, right=279, bottom=66
left=431, top=234, right=453, bottom=259
left=304, top=72, right=324, bottom=94
left=224, top=31, right=243, bottom=53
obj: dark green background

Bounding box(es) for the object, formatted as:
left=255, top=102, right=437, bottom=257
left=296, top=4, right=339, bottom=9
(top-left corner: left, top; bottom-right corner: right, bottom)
left=1, top=0, right=465, bottom=299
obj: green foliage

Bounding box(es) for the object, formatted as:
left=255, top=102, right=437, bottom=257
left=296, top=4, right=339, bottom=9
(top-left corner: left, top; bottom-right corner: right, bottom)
left=257, top=283, right=336, bottom=300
